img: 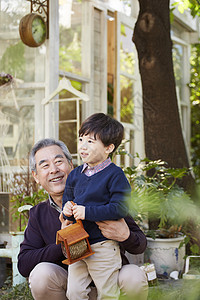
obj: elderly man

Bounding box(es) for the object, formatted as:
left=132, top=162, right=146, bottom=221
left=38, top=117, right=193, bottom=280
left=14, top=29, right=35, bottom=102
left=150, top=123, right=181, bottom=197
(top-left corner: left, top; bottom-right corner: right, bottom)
left=18, top=138, right=148, bottom=300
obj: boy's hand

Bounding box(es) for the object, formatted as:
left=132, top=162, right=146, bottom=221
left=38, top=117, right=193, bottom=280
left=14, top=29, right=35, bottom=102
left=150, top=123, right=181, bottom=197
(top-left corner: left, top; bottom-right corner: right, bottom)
left=63, top=201, right=73, bottom=217
left=72, top=204, right=85, bottom=220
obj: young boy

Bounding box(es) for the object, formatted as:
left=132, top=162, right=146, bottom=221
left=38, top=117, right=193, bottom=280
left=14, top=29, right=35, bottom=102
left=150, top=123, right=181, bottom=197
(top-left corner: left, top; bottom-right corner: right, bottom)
left=62, top=113, right=131, bottom=300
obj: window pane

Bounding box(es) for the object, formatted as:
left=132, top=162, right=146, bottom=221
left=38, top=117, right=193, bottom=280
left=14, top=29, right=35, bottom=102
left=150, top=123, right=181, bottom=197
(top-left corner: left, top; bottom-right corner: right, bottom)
left=59, top=122, right=77, bottom=155
left=59, top=0, right=82, bottom=75
left=0, top=1, right=46, bottom=184
left=2, top=104, right=34, bottom=166
left=120, top=24, right=135, bottom=75
left=130, top=129, right=134, bottom=166
left=59, top=100, right=76, bottom=121
left=107, top=0, right=131, bottom=16
left=0, top=194, right=9, bottom=233
left=173, top=43, right=183, bottom=98
left=120, top=75, right=134, bottom=123
left=0, top=1, right=46, bottom=82
left=58, top=80, right=83, bottom=155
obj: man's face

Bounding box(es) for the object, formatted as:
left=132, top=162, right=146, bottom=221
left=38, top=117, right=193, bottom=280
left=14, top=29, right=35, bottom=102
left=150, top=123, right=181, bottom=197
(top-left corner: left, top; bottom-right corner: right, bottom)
left=32, top=145, right=73, bottom=200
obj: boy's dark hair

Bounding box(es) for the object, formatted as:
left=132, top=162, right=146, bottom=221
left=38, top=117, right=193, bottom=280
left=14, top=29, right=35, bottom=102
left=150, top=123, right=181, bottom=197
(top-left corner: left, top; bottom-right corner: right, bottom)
left=79, top=113, right=124, bottom=152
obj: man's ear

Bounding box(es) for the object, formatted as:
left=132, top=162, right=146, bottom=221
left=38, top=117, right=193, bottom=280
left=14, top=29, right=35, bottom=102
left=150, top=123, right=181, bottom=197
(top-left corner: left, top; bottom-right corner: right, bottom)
left=32, top=170, right=39, bottom=184
left=69, top=161, right=74, bottom=170
left=105, top=144, right=115, bottom=154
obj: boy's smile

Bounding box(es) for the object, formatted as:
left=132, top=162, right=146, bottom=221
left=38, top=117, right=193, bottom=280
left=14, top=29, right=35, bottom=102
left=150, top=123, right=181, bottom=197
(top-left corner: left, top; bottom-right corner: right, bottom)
left=78, top=134, right=114, bottom=167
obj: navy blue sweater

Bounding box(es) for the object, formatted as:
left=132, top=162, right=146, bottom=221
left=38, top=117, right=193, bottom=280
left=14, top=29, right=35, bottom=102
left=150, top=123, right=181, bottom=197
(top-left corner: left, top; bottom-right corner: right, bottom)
left=62, top=163, right=131, bottom=244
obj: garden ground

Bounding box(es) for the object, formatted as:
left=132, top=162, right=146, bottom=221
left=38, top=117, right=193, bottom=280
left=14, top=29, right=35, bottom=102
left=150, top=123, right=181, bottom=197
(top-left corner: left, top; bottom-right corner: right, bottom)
left=1, top=277, right=200, bottom=300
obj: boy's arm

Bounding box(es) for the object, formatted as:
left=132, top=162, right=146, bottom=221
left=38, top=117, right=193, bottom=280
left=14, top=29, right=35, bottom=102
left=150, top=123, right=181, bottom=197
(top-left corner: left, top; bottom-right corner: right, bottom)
left=62, top=175, right=75, bottom=221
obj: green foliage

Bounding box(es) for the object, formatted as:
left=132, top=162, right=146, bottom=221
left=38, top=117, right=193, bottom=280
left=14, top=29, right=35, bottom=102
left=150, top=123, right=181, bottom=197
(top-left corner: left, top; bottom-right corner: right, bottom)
left=59, top=26, right=82, bottom=74
left=119, top=278, right=200, bottom=299
left=148, top=280, right=200, bottom=300
left=172, top=0, right=200, bottom=17
left=0, top=278, right=33, bottom=300
left=0, top=42, right=25, bottom=79
left=2, top=276, right=200, bottom=300
left=10, top=189, right=48, bottom=231
left=124, top=155, right=199, bottom=239
left=187, top=0, right=200, bottom=17
left=190, top=44, right=200, bottom=182
left=0, top=73, right=13, bottom=85
left=9, top=171, right=48, bottom=231
left=124, top=155, right=189, bottom=191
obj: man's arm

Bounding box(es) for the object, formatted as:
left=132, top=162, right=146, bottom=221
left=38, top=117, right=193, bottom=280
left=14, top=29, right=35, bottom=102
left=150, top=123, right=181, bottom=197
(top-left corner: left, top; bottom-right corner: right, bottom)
left=18, top=203, right=66, bottom=278
left=96, top=215, right=147, bottom=255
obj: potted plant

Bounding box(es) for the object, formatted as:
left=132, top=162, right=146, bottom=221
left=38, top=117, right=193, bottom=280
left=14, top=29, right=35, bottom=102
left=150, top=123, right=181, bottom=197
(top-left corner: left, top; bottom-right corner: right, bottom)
left=9, top=167, right=48, bottom=231
left=124, top=155, right=198, bottom=277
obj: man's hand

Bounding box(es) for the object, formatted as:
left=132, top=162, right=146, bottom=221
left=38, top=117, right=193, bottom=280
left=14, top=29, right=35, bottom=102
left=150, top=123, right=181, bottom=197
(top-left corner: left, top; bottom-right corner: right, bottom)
left=59, top=212, right=73, bottom=229
left=96, top=218, right=130, bottom=242
left=72, top=204, right=85, bottom=220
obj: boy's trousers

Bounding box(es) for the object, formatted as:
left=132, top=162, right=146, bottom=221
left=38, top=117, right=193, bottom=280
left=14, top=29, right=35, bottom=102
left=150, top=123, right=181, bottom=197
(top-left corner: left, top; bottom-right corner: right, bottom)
left=67, top=240, right=121, bottom=300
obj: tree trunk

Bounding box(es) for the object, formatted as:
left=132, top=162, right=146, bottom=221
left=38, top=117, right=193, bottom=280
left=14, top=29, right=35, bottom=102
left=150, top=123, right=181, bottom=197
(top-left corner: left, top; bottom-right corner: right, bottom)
left=132, top=0, right=194, bottom=190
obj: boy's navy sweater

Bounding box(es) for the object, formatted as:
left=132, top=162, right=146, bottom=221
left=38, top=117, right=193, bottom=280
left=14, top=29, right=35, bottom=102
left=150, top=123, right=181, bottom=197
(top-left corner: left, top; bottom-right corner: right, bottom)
left=62, top=163, right=131, bottom=245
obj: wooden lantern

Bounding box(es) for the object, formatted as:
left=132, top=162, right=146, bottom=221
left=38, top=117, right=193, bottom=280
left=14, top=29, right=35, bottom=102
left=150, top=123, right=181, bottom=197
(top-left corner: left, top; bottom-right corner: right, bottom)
left=56, top=219, right=94, bottom=265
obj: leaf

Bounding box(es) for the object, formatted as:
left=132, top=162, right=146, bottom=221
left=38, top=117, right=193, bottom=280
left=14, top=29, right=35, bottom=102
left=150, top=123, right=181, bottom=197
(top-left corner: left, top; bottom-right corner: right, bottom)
left=190, top=244, right=200, bottom=255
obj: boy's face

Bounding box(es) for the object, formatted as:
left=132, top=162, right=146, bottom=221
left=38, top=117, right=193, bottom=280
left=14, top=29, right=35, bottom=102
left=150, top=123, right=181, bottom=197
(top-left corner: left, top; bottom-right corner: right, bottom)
left=78, top=134, right=114, bottom=167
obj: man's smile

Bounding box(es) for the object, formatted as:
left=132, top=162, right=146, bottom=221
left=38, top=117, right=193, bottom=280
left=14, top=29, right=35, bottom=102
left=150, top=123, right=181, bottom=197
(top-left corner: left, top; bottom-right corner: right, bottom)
left=49, top=176, right=64, bottom=182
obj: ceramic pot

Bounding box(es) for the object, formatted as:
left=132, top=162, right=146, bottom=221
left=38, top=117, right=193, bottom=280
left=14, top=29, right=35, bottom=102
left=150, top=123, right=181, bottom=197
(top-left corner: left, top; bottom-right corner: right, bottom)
left=145, top=234, right=185, bottom=276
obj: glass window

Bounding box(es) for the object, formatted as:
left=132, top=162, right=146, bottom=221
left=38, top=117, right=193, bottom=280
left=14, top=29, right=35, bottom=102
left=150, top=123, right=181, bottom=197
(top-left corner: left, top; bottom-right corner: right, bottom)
left=107, top=0, right=131, bottom=16
left=173, top=43, right=183, bottom=98
left=107, top=13, right=137, bottom=167
left=55, top=80, right=83, bottom=163
left=0, top=0, right=46, bottom=182
left=107, top=13, right=115, bottom=117
left=0, top=193, right=9, bottom=233
left=0, top=1, right=46, bottom=82
left=172, top=40, right=190, bottom=147
left=120, top=24, right=135, bottom=76
left=59, top=122, right=77, bottom=154
left=119, top=24, right=135, bottom=124
left=120, top=75, right=134, bottom=123
left=2, top=103, right=34, bottom=166
left=5, top=146, right=13, bottom=157
left=59, top=0, right=82, bottom=75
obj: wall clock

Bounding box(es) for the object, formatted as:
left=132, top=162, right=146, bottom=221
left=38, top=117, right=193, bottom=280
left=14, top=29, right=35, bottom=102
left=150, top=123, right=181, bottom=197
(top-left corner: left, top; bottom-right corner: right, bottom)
left=19, top=13, right=47, bottom=47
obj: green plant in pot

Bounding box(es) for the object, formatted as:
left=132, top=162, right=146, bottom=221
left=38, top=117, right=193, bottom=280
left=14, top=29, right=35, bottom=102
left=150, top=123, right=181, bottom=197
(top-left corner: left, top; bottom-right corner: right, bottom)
left=124, top=155, right=198, bottom=276
left=10, top=167, right=48, bottom=232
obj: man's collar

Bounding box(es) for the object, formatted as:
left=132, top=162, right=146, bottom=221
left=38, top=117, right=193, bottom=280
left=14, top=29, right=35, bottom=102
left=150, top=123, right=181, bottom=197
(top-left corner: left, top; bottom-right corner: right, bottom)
left=49, top=196, right=62, bottom=213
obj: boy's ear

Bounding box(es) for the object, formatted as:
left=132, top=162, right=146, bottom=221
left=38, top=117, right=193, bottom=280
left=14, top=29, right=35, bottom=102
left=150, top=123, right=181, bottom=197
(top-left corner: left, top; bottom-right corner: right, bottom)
left=105, top=144, right=115, bottom=154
